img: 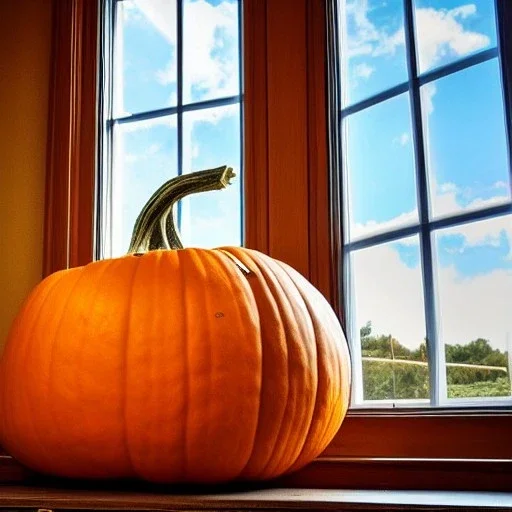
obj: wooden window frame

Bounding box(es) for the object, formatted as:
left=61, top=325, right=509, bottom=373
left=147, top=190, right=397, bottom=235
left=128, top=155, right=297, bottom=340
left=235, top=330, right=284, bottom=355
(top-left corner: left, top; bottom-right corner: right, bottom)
left=243, top=0, right=512, bottom=492
left=2, top=0, right=511, bottom=493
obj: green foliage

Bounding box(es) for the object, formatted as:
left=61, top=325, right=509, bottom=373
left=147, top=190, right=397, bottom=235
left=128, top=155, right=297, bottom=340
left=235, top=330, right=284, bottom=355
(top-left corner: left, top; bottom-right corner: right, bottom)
left=359, top=322, right=511, bottom=401
left=363, top=361, right=429, bottom=400
left=448, top=377, right=511, bottom=398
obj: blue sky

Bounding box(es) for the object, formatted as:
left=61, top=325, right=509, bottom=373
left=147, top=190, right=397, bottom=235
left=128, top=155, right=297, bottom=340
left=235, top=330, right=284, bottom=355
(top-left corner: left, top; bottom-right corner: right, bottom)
left=112, top=0, right=240, bottom=255
left=109, top=0, right=511, bottom=398
left=342, top=0, right=511, bottom=399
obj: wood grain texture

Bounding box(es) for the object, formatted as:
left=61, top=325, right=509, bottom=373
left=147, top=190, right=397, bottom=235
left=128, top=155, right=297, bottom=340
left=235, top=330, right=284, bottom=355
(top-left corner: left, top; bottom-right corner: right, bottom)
left=243, top=0, right=333, bottom=296
left=306, top=0, right=337, bottom=308
left=324, top=409, right=512, bottom=459
left=0, top=484, right=511, bottom=510
left=44, top=0, right=98, bottom=276
left=243, top=0, right=269, bottom=255
left=266, top=0, right=310, bottom=278
left=280, top=457, right=512, bottom=492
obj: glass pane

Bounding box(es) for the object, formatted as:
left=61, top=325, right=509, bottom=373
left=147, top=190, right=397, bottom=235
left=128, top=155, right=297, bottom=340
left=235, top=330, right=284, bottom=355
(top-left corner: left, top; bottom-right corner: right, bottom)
left=339, top=0, right=408, bottom=107
left=181, top=104, right=241, bottom=248
left=344, top=93, right=418, bottom=241
left=183, top=0, right=240, bottom=104
left=422, top=59, right=511, bottom=219
left=351, top=236, right=430, bottom=402
left=112, top=116, right=178, bottom=257
left=434, top=216, right=512, bottom=400
left=413, top=0, right=497, bottom=75
left=115, top=0, right=177, bottom=116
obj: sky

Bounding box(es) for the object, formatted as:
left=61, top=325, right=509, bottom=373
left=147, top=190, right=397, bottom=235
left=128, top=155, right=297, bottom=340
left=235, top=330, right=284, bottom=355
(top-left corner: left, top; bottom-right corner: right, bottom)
left=342, top=0, right=512, bottom=387
left=112, top=0, right=241, bottom=256
left=108, top=0, right=512, bottom=398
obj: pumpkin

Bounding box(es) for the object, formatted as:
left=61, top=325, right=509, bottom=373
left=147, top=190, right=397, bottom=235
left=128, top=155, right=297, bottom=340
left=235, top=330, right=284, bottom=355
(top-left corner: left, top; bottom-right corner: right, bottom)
left=0, top=166, right=351, bottom=484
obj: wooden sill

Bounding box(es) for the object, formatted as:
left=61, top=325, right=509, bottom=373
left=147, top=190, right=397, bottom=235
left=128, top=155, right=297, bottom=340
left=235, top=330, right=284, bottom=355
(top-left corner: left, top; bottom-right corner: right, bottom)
left=0, top=485, right=511, bottom=511
left=2, top=455, right=512, bottom=492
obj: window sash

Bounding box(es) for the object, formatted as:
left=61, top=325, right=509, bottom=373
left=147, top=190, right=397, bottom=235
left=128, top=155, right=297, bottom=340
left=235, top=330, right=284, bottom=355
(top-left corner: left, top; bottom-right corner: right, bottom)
left=27, top=0, right=512, bottom=491
left=339, top=0, right=512, bottom=408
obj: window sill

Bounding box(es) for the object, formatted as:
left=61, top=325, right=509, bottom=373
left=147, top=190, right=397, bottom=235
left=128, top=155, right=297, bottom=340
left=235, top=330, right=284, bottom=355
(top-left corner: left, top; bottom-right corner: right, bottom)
left=2, top=454, right=512, bottom=493
left=0, top=484, right=511, bottom=511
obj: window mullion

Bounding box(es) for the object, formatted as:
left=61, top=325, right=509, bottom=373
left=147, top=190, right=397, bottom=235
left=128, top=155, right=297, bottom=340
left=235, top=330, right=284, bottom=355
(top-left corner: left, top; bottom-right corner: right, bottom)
left=496, top=0, right=512, bottom=198
left=403, top=0, right=445, bottom=406
left=177, top=0, right=184, bottom=232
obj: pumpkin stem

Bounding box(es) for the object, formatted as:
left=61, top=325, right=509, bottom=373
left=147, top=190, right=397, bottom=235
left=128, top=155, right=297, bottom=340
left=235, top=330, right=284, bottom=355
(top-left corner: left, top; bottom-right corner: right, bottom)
left=127, top=165, right=235, bottom=253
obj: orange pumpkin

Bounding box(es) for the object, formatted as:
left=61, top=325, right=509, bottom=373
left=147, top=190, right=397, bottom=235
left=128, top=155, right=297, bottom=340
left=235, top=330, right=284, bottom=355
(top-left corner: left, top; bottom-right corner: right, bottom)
left=0, top=166, right=351, bottom=484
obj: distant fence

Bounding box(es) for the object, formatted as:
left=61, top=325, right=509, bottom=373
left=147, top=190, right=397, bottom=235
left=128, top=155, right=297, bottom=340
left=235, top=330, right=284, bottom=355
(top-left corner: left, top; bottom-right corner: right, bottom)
left=362, top=356, right=508, bottom=373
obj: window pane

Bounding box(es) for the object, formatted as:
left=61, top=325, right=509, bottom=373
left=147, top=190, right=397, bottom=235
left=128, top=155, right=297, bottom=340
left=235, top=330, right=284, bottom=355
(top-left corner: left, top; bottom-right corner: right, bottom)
left=116, top=0, right=177, bottom=116
left=434, top=215, right=512, bottom=400
left=181, top=104, right=241, bottom=248
left=351, top=236, right=429, bottom=402
left=422, top=59, right=511, bottom=220
left=339, top=0, right=407, bottom=107
left=413, top=0, right=497, bottom=75
left=112, top=116, right=178, bottom=257
left=344, top=93, right=418, bottom=241
left=183, top=0, right=240, bottom=104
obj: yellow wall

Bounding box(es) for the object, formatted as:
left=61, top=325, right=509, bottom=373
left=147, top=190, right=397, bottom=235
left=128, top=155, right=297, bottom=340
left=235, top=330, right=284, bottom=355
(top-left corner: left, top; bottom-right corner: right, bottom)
left=0, top=0, right=53, bottom=350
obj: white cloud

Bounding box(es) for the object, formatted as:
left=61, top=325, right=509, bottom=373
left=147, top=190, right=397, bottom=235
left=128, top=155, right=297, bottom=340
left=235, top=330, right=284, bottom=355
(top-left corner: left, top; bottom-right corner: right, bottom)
left=494, top=181, right=509, bottom=190
left=351, top=209, right=417, bottom=241
left=439, top=211, right=512, bottom=260
left=344, top=2, right=490, bottom=71
left=432, top=181, right=510, bottom=220
left=120, top=115, right=177, bottom=133
left=147, top=143, right=162, bottom=155
left=351, top=181, right=511, bottom=251
left=129, top=0, right=238, bottom=118
left=353, top=242, right=426, bottom=349
left=184, top=103, right=239, bottom=126
left=343, top=0, right=404, bottom=59
left=421, top=83, right=437, bottom=116
left=353, top=240, right=512, bottom=352
left=182, top=0, right=239, bottom=101
left=415, top=4, right=490, bottom=71
left=155, top=60, right=176, bottom=87
left=393, top=132, right=410, bottom=146
left=126, top=0, right=177, bottom=43
left=354, top=62, right=375, bottom=79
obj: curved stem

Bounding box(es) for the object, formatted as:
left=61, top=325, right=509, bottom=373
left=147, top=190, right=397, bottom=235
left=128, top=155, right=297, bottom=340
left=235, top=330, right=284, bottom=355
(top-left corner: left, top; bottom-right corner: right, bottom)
left=127, top=165, right=235, bottom=254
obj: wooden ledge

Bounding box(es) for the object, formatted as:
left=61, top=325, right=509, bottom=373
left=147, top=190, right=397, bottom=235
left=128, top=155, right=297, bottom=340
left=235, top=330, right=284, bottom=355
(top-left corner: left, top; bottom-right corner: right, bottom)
left=2, top=455, right=512, bottom=492
left=0, top=485, right=512, bottom=511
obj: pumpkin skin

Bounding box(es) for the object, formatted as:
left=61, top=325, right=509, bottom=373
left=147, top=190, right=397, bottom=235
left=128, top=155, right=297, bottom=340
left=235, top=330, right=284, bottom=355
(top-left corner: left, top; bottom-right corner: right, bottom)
left=0, top=247, right=350, bottom=483
left=0, top=167, right=351, bottom=483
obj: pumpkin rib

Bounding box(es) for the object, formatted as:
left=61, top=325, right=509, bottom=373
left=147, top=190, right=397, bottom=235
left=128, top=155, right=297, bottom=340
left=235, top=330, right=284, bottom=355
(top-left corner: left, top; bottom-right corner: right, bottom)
left=269, top=263, right=322, bottom=473
left=209, top=249, right=262, bottom=481
left=222, top=248, right=289, bottom=480
left=184, top=248, right=258, bottom=481
left=256, top=256, right=317, bottom=478
left=1, top=271, right=66, bottom=469
left=177, top=249, right=190, bottom=479
left=189, top=248, right=215, bottom=479
left=220, top=254, right=263, bottom=480
left=278, top=262, right=350, bottom=459
left=245, top=254, right=291, bottom=480
left=276, top=263, right=336, bottom=471
left=120, top=256, right=142, bottom=479
left=231, top=250, right=298, bottom=480
left=37, top=269, right=88, bottom=473
left=72, top=259, right=128, bottom=476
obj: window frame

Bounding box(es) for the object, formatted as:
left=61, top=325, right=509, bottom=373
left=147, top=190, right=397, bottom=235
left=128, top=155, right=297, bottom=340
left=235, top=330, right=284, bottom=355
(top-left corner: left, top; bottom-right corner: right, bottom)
left=96, top=0, right=244, bottom=260
left=7, top=0, right=509, bottom=492
left=243, top=0, right=512, bottom=490
left=339, top=0, right=512, bottom=409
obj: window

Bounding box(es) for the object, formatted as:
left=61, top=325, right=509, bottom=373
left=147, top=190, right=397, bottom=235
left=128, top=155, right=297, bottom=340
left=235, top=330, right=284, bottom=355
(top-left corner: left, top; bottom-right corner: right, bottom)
left=98, top=0, right=243, bottom=260
left=339, top=0, right=512, bottom=407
